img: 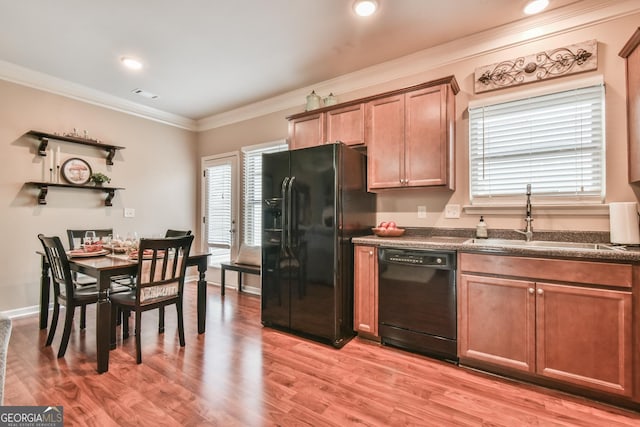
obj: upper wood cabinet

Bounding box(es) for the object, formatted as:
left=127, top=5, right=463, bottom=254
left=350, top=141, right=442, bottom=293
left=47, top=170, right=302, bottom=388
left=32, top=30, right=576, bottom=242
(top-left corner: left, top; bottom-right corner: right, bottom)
left=619, top=27, right=640, bottom=183
left=326, top=103, right=365, bottom=147
left=288, top=113, right=324, bottom=150
left=287, top=104, right=364, bottom=150
left=366, top=79, right=458, bottom=191
left=366, top=95, right=404, bottom=189
left=285, top=76, right=458, bottom=170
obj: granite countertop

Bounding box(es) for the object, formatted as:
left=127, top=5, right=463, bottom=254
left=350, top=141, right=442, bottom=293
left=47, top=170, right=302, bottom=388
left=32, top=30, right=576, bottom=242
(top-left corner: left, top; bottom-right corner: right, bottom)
left=352, top=228, right=640, bottom=263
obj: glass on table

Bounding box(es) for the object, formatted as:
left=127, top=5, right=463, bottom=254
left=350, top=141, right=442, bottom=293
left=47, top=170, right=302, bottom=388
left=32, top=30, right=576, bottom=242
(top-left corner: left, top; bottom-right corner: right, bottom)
left=84, top=230, right=96, bottom=245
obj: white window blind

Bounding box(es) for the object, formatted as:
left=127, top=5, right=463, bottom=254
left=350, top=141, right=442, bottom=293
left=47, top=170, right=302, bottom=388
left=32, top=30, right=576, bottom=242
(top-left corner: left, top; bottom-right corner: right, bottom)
left=242, top=141, right=288, bottom=246
left=469, top=84, right=605, bottom=204
left=206, top=163, right=232, bottom=255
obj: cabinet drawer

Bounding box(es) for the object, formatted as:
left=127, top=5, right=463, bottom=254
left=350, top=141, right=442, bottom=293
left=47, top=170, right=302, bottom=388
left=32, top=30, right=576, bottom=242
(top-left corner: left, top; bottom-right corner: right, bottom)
left=459, top=253, right=632, bottom=288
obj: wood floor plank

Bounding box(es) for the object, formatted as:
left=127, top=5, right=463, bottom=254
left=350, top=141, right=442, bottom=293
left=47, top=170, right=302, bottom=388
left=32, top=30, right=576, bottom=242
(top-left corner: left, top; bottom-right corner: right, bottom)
left=4, top=282, right=640, bottom=426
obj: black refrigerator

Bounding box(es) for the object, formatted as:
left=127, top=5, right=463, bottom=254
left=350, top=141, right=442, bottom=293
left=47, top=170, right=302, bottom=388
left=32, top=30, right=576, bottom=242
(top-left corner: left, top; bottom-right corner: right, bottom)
left=261, top=143, right=376, bottom=347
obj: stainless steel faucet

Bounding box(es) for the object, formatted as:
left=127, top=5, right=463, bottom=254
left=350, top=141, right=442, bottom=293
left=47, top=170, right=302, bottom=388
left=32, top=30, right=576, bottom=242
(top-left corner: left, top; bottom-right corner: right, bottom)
left=515, top=184, right=533, bottom=241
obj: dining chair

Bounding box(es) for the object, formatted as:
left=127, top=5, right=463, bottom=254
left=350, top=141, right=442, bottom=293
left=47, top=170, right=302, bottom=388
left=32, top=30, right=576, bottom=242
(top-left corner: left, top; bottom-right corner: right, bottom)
left=66, top=228, right=132, bottom=328
left=110, top=235, right=194, bottom=364
left=38, top=234, right=100, bottom=358
left=165, top=229, right=192, bottom=238
left=158, top=229, right=192, bottom=332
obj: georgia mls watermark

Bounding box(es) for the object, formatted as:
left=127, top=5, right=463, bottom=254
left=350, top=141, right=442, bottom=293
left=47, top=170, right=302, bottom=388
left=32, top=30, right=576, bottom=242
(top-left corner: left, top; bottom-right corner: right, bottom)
left=0, top=406, right=63, bottom=427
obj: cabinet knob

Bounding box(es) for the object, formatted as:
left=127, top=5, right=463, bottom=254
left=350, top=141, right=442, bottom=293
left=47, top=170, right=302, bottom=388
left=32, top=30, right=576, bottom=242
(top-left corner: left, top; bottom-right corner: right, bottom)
left=537, top=288, right=544, bottom=295
left=528, top=288, right=535, bottom=294
left=369, top=251, right=373, bottom=256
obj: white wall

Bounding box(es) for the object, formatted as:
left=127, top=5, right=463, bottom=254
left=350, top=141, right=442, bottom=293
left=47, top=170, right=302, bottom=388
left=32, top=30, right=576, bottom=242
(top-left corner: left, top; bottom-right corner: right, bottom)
left=0, top=80, right=198, bottom=312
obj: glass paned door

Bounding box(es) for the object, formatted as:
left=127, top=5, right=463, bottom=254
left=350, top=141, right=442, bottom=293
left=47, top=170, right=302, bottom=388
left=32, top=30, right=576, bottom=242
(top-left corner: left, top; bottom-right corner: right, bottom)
left=202, top=154, right=239, bottom=267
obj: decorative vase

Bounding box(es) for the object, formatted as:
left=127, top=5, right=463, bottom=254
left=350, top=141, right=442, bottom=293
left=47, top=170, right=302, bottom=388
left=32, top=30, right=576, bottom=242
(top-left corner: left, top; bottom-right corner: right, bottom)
left=305, top=90, right=321, bottom=111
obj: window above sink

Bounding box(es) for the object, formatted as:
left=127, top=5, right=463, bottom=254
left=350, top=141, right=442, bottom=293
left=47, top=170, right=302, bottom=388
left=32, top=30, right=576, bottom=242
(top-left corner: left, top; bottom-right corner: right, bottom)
left=468, top=76, right=605, bottom=207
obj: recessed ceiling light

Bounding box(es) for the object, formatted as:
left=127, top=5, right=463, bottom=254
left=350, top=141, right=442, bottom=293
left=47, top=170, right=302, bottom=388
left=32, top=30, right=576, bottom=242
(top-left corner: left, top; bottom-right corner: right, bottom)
left=524, top=0, right=549, bottom=15
left=121, top=57, right=143, bottom=70
left=353, top=0, right=378, bottom=17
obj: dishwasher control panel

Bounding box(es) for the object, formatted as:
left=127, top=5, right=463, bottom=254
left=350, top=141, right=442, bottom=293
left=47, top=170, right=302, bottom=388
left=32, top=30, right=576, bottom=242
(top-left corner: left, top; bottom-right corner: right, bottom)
left=380, top=248, right=455, bottom=269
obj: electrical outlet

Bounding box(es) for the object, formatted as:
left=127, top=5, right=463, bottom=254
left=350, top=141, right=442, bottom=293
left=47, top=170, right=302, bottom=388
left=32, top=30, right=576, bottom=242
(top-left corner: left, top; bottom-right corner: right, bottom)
left=417, top=205, right=427, bottom=218
left=124, top=208, right=135, bottom=218
left=445, top=204, right=461, bottom=219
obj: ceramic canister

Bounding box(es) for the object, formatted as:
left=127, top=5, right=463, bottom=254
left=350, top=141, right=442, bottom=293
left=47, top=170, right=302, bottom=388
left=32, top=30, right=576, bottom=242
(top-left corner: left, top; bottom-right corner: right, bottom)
left=305, top=91, right=321, bottom=111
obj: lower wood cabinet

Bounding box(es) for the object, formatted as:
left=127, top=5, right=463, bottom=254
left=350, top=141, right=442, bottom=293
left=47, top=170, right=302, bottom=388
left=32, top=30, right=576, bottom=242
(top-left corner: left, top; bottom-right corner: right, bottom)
left=354, top=245, right=378, bottom=338
left=459, top=253, right=633, bottom=398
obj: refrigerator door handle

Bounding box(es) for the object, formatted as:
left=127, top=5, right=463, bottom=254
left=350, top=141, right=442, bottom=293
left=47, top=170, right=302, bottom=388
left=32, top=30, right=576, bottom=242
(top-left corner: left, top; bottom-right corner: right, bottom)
left=287, top=176, right=296, bottom=250
left=280, top=177, right=290, bottom=253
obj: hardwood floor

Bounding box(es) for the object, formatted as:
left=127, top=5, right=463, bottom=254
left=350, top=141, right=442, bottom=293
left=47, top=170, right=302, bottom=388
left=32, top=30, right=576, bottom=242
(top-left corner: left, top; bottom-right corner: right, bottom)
left=4, top=282, right=640, bottom=426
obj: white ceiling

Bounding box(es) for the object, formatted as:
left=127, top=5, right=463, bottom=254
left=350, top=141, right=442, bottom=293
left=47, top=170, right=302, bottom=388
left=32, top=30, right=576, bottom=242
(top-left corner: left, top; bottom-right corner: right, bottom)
left=0, top=0, right=633, bottom=128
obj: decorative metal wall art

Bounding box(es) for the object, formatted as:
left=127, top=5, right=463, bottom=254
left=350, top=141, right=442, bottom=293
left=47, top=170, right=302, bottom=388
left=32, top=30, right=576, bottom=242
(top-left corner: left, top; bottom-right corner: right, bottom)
left=474, top=40, right=597, bottom=93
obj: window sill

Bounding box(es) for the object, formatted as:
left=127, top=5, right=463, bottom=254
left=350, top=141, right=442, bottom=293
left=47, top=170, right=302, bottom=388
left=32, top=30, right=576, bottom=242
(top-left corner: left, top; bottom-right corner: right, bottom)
left=463, top=203, right=609, bottom=217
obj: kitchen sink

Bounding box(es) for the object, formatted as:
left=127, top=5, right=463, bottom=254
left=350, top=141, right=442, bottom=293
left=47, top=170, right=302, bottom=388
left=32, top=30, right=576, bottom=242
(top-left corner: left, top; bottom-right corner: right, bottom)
left=464, top=238, right=622, bottom=251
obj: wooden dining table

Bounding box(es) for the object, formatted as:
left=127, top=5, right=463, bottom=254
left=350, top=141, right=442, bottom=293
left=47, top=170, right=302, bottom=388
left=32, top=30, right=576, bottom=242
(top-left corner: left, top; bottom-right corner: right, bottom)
left=37, top=250, right=211, bottom=373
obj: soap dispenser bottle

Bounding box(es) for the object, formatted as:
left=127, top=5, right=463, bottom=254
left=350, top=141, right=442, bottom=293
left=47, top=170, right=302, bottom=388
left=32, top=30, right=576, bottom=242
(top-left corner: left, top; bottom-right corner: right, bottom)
left=476, top=216, right=488, bottom=239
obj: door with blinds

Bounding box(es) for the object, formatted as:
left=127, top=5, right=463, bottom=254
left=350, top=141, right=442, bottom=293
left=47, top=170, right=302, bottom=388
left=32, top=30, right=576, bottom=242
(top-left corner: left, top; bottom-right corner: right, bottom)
left=202, top=153, right=239, bottom=267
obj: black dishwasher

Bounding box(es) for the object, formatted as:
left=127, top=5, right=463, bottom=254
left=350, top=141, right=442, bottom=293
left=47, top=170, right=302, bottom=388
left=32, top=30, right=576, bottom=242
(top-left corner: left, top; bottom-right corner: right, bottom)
left=378, top=247, right=457, bottom=363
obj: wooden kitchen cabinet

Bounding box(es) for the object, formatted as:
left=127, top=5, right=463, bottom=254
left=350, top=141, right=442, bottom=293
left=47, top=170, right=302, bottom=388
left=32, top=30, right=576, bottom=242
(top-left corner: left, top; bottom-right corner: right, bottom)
left=459, top=253, right=633, bottom=398
left=354, top=245, right=378, bottom=338
left=366, top=81, right=457, bottom=191
left=288, top=113, right=324, bottom=150
left=536, top=282, right=632, bottom=395
left=286, top=76, right=458, bottom=162
left=366, top=94, right=404, bottom=189
left=458, top=274, right=536, bottom=373
left=287, top=103, right=364, bottom=150
left=619, top=27, right=640, bottom=183
left=326, top=103, right=365, bottom=146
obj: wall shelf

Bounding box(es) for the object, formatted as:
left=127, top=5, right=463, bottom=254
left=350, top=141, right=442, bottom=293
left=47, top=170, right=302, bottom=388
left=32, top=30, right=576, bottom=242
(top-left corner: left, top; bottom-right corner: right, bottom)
left=27, top=130, right=125, bottom=165
left=26, top=182, right=125, bottom=206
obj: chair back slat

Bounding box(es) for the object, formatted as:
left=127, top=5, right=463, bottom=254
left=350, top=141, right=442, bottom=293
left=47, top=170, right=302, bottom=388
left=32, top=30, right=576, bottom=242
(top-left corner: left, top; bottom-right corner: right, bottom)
left=165, top=229, right=191, bottom=238
left=38, top=234, right=75, bottom=299
left=134, top=236, right=193, bottom=305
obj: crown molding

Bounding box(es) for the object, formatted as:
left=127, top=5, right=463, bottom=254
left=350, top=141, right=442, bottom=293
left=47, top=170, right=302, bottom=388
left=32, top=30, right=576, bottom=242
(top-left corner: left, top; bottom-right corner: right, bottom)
left=0, top=60, right=196, bottom=130
left=197, top=0, right=640, bottom=131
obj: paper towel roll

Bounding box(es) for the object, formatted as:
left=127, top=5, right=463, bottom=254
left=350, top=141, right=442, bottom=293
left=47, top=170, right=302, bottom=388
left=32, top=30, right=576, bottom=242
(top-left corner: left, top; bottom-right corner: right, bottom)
left=609, top=202, right=640, bottom=244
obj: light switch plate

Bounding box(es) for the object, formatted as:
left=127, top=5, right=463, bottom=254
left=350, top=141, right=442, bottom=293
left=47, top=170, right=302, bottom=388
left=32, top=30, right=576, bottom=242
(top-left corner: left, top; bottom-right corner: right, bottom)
left=124, top=208, right=135, bottom=218
left=445, top=204, right=461, bottom=218
left=417, top=205, right=427, bottom=218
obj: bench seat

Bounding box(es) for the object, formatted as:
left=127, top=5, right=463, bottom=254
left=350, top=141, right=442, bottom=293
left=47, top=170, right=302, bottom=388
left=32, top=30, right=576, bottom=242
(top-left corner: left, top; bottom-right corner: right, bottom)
left=220, top=262, right=260, bottom=295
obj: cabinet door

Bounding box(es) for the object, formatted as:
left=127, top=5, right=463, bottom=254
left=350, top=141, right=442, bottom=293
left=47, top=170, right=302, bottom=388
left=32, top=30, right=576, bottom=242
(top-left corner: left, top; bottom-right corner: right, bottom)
left=536, top=282, right=633, bottom=396
left=404, top=85, right=449, bottom=188
left=326, top=103, right=365, bottom=146
left=623, top=30, right=640, bottom=183
left=366, top=94, right=404, bottom=190
left=353, top=245, right=378, bottom=337
left=288, top=113, right=325, bottom=150
left=459, top=274, right=536, bottom=372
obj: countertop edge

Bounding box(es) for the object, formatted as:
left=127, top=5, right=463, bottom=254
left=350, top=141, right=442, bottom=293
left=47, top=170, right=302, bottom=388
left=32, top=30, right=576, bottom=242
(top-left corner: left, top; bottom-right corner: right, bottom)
left=352, top=235, right=640, bottom=262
